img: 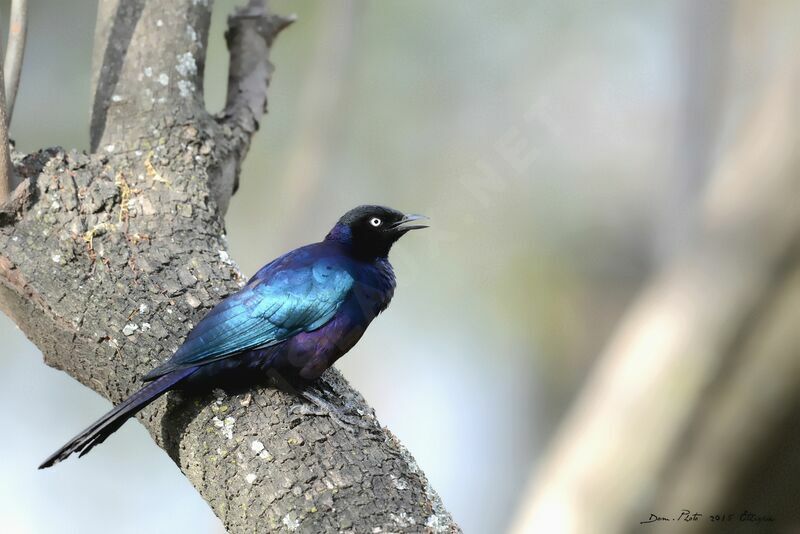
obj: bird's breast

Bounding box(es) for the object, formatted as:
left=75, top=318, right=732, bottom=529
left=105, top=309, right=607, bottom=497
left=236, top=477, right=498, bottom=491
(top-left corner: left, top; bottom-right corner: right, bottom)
left=284, top=302, right=370, bottom=380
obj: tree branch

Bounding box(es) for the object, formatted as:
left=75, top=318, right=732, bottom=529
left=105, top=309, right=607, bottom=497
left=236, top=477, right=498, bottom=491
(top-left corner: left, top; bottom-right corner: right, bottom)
left=3, top=0, right=28, bottom=124
left=0, top=1, right=459, bottom=532
left=90, top=0, right=211, bottom=152
left=0, top=58, right=14, bottom=204
left=211, top=0, right=294, bottom=214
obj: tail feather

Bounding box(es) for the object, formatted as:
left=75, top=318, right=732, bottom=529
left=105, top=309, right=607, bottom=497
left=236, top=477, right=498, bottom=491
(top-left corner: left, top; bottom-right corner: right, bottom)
left=38, top=367, right=197, bottom=469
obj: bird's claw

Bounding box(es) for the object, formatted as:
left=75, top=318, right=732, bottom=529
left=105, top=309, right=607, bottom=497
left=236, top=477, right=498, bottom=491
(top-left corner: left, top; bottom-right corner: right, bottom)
left=287, top=402, right=326, bottom=417
left=288, top=389, right=377, bottom=432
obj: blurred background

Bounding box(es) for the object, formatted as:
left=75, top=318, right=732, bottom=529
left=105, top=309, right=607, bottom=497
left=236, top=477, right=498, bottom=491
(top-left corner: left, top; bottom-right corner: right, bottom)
left=2, top=1, right=799, bottom=533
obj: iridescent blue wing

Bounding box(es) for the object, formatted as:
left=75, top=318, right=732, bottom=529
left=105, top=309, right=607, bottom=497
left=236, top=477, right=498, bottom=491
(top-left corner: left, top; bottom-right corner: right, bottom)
left=143, top=252, right=353, bottom=379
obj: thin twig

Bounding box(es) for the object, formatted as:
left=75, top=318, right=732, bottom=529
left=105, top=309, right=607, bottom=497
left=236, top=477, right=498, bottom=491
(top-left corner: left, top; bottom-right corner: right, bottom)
left=4, top=0, right=28, bottom=124
left=0, top=62, right=13, bottom=204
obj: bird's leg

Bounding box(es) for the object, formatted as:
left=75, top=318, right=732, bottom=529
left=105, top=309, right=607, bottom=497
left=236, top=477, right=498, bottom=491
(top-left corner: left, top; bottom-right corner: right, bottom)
left=289, top=387, right=377, bottom=432
left=313, top=376, right=339, bottom=397
left=265, top=368, right=302, bottom=395
left=265, top=368, right=376, bottom=431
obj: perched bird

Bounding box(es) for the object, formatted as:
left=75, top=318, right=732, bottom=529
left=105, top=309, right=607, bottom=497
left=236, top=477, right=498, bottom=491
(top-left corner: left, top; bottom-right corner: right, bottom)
left=39, top=205, right=427, bottom=468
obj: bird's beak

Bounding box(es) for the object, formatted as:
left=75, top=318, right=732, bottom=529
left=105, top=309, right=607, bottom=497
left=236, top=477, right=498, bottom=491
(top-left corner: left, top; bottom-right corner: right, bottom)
left=391, top=213, right=429, bottom=232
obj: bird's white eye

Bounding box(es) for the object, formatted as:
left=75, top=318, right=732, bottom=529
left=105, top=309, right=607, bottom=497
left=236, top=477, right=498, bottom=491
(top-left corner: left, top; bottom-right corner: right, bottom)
left=369, top=217, right=382, bottom=227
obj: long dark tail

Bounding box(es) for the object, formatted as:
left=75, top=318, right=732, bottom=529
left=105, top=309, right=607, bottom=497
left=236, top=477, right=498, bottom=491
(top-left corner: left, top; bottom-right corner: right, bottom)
left=38, top=367, right=198, bottom=469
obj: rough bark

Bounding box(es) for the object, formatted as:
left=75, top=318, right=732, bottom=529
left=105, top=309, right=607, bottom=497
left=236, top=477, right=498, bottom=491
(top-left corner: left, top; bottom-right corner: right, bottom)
left=0, top=1, right=458, bottom=532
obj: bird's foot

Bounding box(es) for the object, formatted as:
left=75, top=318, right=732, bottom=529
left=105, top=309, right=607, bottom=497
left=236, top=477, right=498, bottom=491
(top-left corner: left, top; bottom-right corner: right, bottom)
left=289, top=388, right=377, bottom=432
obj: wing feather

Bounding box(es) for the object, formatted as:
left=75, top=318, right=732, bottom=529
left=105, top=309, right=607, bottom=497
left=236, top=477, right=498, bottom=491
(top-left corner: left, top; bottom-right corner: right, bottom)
left=144, top=254, right=353, bottom=380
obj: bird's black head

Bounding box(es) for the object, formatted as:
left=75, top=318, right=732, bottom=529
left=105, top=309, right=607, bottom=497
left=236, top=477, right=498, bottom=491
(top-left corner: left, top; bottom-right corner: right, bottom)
left=326, top=205, right=428, bottom=259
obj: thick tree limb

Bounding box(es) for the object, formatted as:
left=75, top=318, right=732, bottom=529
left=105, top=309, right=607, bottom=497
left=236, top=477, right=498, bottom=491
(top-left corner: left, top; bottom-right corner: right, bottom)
left=90, top=0, right=211, bottom=153
left=0, top=1, right=458, bottom=532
